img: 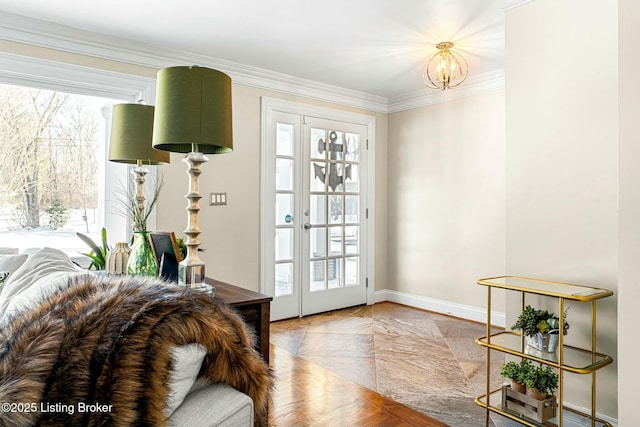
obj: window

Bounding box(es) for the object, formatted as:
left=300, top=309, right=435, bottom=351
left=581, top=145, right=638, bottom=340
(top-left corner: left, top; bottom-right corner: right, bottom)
left=0, top=83, right=115, bottom=255
left=0, top=52, right=156, bottom=261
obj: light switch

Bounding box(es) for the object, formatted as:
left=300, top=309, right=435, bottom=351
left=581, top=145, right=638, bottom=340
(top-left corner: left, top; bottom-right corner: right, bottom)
left=210, top=192, right=227, bottom=206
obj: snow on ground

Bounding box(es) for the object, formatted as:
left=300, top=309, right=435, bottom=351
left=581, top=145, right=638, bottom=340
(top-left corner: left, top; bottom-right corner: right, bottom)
left=0, top=209, right=101, bottom=261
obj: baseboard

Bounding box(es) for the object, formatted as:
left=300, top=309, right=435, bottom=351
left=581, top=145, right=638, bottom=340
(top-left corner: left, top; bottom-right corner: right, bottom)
left=373, top=289, right=618, bottom=427
left=374, top=289, right=506, bottom=327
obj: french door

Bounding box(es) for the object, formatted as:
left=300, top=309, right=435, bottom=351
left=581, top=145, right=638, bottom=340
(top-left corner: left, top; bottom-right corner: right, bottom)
left=261, top=99, right=374, bottom=321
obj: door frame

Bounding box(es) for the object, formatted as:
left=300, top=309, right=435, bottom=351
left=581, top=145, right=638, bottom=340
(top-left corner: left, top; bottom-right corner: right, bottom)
left=260, top=97, right=376, bottom=318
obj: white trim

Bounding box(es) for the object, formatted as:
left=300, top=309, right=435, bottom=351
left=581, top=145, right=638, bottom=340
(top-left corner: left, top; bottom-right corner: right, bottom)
left=0, top=11, right=504, bottom=114
left=260, top=97, right=376, bottom=310
left=0, top=51, right=155, bottom=101
left=504, top=0, right=536, bottom=11
left=387, top=69, right=505, bottom=113
left=375, top=289, right=506, bottom=327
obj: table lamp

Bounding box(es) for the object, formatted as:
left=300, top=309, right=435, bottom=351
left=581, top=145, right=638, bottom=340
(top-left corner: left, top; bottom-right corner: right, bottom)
left=152, top=66, right=233, bottom=292
left=109, top=102, right=170, bottom=224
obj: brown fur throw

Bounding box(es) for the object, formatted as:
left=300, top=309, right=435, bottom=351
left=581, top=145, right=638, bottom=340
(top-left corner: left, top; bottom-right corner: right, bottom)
left=0, top=274, right=272, bottom=427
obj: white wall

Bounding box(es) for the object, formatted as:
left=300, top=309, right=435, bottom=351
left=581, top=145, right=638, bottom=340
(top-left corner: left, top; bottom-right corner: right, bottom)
left=618, top=0, right=640, bottom=424
left=506, top=0, right=618, bottom=418
left=387, top=90, right=506, bottom=312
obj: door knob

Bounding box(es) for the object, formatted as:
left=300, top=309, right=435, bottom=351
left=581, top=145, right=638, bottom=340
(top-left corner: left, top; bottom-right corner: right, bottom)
left=303, top=223, right=312, bottom=230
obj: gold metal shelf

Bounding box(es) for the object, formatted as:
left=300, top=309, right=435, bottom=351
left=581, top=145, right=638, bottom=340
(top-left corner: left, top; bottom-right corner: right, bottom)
left=477, top=276, right=613, bottom=301
left=476, top=275, right=614, bottom=427
left=475, top=388, right=612, bottom=427
left=476, top=331, right=613, bottom=374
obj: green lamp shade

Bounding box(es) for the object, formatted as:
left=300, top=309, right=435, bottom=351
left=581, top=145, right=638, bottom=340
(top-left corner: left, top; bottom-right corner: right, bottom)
left=152, top=66, right=233, bottom=154
left=109, top=103, right=170, bottom=165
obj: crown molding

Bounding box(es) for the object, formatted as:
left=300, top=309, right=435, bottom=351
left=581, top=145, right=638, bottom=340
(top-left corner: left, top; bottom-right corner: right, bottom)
left=0, top=11, right=502, bottom=115
left=0, top=11, right=388, bottom=113
left=504, top=0, right=536, bottom=11
left=387, top=69, right=505, bottom=113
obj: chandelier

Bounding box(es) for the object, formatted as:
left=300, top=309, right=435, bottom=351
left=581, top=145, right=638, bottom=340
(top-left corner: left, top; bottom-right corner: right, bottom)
left=422, top=41, right=468, bottom=90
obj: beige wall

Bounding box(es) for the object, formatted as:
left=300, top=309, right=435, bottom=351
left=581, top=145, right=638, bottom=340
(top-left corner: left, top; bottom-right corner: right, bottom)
left=387, top=90, right=506, bottom=312
left=506, top=0, right=618, bottom=418
left=618, top=0, right=640, bottom=423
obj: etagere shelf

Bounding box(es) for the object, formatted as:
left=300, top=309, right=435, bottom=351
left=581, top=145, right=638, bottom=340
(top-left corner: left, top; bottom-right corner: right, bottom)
left=474, top=276, right=613, bottom=427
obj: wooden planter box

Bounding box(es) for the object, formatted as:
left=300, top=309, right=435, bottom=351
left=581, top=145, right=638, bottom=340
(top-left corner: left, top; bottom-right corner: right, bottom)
left=501, top=385, right=557, bottom=423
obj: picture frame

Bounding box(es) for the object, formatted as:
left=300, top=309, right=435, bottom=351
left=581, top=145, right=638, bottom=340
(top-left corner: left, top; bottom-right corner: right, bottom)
left=148, top=231, right=182, bottom=282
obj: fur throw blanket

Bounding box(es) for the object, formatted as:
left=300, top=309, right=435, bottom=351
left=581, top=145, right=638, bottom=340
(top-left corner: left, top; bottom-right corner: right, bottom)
left=0, top=274, right=272, bottom=426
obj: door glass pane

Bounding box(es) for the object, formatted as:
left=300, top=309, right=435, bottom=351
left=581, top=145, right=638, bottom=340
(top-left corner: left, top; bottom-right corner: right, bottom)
left=275, top=262, right=293, bottom=296
left=329, top=195, right=343, bottom=224
left=328, top=258, right=343, bottom=289
left=310, top=227, right=326, bottom=258
left=345, top=257, right=359, bottom=286
left=327, top=131, right=344, bottom=161
left=310, top=128, right=326, bottom=160
left=345, top=133, right=360, bottom=162
left=345, top=226, right=359, bottom=254
left=310, top=161, right=326, bottom=192
left=345, top=164, right=359, bottom=193
left=310, top=195, right=326, bottom=225
left=329, top=226, right=343, bottom=256
left=276, top=193, right=294, bottom=226
left=310, top=260, right=326, bottom=292
left=276, top=158, right=293, bottom=191
left=345, top=195, right=359, bottom=224
left=275, top=228, right=293, bottom=261
left=277, top=123, right=294, bottom=156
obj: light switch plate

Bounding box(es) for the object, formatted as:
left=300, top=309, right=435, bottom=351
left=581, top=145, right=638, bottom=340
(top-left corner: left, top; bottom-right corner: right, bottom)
left=210, top=192, right=227, bottom=206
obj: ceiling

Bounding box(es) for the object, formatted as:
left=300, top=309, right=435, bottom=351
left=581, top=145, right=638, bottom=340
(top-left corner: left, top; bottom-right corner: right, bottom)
left=0, top=0, right=505, bottom=100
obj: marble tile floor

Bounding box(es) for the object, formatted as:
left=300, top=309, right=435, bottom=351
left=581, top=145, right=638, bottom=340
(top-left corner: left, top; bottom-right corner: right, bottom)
left=270, top=302, right=521, bottom=427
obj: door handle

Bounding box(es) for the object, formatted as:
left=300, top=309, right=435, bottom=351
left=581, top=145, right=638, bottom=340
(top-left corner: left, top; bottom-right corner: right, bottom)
left=303, top=223, right=312, bottom=230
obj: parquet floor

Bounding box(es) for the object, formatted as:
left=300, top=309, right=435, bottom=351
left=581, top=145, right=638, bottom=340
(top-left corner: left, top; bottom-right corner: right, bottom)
left=269, top=302, right=513, bottom=427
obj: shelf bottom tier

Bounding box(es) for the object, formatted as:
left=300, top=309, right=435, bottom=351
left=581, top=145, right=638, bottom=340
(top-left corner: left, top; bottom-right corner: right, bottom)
left=475, top=388, right=612, bottom=427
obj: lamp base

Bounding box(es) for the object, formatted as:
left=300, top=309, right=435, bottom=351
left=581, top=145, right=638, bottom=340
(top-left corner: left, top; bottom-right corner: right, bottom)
left=178, top=261, right=215, bottom=296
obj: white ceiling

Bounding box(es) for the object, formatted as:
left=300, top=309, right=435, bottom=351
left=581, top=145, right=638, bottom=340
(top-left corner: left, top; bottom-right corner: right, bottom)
left=0, top=0, right=505, bottom=100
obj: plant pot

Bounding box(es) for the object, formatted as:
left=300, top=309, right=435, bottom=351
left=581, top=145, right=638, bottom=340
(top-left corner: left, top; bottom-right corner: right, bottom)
left=510, top=379, right=526, bottom=394
left=526, top=332, right=559, bottom=353
left=526, top=387, right=548, bottom=401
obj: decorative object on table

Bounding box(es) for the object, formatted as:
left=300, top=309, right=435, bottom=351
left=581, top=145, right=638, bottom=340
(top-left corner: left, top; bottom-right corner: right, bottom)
left=422, top=41, right=468, bottom=90
left=76, top=227, right=110, bottom=270
left=148, top=231, right=182, bottom=282
left=126, top=231, right=157, bottom=277
left=511, top=305, right=569, bottom=353
left=500, top=360, right=558, bottom=423
left=153, top=65, right=233, bottom=293
left=105, top=242, right=131, bottom=275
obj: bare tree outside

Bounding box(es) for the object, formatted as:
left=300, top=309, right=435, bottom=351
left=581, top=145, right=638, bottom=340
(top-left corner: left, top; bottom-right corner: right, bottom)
left=0, top=83, right=109, bottom=251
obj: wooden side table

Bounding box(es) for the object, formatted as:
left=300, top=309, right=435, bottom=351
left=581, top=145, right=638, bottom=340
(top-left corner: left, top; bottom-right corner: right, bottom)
left=205, top=277, right=272, bottom=363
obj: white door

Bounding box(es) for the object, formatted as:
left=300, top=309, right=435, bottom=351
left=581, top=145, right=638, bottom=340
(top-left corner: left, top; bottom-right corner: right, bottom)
left=261, top=100, right=373, bottom=321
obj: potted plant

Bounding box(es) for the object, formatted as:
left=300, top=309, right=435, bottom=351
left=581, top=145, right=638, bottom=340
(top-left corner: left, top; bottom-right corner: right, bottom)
left=521, top=363, right=559, bottom=400
left=511, top=305, right=569, bottom=353
left=500, top=359, right=530, bottom=393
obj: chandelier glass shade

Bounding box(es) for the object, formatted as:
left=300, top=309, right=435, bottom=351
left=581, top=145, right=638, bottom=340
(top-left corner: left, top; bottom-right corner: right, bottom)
left=422, top=42, right=468, bottom=90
